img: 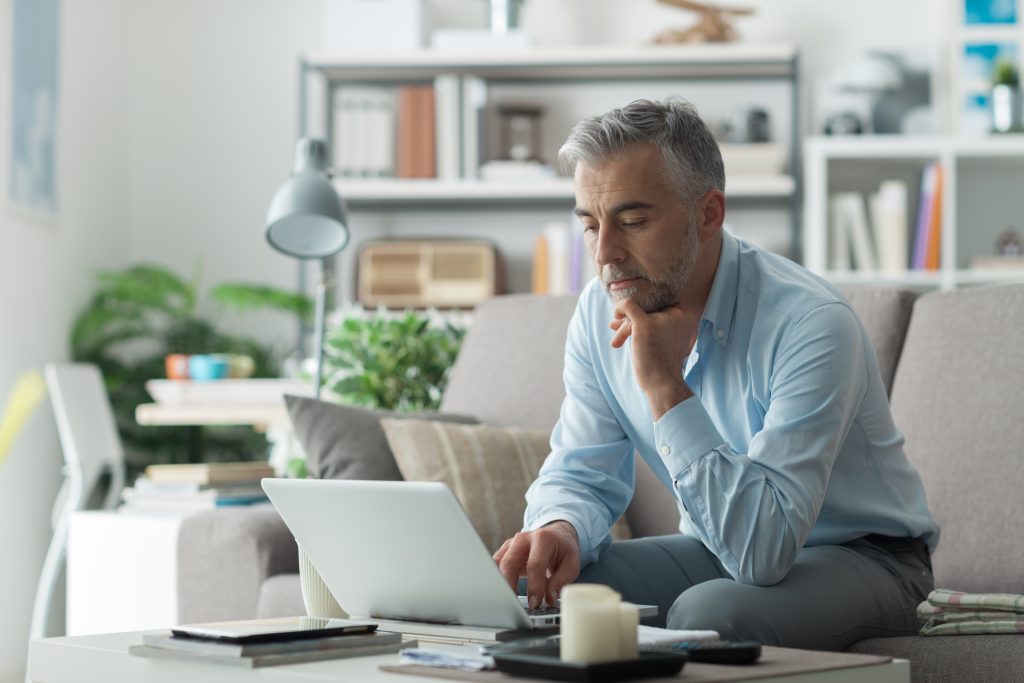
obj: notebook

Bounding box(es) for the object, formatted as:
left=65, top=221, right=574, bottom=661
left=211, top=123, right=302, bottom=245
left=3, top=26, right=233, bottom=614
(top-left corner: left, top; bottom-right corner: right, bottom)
left=261, top=479, right=655, bottom=635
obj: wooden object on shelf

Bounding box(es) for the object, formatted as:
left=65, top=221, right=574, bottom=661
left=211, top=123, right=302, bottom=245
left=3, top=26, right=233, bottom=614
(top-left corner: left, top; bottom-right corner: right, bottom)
left=654, top=0, right=755, bottom=44
left=357, top=239, right=498, bottom=308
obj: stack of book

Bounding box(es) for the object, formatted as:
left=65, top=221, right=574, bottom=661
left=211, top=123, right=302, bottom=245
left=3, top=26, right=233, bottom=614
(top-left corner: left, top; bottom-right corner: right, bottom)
left=120, top=462, right=275, bottom=513
left=130, top=627, right=407, bottom=668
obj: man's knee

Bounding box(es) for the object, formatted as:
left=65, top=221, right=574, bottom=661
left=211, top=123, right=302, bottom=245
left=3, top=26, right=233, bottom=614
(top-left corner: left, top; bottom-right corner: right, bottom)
left=666, top=579, right=778, bottom=644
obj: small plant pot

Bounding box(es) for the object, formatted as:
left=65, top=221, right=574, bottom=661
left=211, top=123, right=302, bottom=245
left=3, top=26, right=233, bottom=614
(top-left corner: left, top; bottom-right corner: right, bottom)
left=991, top=84, right=1024, bottom=133
left=298, top=546, right=348, bottom=618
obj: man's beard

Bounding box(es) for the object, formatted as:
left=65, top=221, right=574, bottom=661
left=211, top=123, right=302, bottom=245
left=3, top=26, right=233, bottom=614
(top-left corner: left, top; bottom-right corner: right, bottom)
left=601, top=217, right=700, bottom=313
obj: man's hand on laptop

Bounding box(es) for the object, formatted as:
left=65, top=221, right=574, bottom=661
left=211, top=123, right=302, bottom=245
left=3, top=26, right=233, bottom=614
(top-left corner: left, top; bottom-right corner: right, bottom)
left=493, top=520, right=580, bottom=609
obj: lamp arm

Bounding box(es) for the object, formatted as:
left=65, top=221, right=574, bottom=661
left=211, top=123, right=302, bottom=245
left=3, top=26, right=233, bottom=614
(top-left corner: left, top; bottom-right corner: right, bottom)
left=313, top=258, right=334, bottom=400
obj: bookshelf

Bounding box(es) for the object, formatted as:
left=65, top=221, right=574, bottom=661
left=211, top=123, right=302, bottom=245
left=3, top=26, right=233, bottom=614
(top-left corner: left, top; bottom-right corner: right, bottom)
left=298, top=44, right=803, bottom=262
left=804, top=135, right=1024, bottom=290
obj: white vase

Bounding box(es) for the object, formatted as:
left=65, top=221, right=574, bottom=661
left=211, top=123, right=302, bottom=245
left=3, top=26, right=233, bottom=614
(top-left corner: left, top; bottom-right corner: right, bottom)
left=298, top=546, right=348, bottom=618
left=991, top=84, right=1024, bottom=133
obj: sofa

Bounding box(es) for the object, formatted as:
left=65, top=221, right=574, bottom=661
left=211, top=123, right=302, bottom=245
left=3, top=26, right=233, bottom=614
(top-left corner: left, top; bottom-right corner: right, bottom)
left=177, top=284, right=1024, bottom=683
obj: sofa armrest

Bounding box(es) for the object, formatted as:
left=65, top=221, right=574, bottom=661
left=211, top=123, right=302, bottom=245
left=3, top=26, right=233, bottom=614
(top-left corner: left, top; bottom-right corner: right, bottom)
left=176, top=504, right=298, bottom=624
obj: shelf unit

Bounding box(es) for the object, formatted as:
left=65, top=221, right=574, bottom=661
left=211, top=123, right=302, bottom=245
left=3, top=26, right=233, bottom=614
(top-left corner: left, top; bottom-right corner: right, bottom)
left=298, top=43, right=803, bottom=255
left=804, top=134, right=1024, bottom=289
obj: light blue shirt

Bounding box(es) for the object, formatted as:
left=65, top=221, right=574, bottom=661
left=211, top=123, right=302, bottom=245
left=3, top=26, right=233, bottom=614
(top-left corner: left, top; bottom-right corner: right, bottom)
left=525, top=231, right=939, bottom=586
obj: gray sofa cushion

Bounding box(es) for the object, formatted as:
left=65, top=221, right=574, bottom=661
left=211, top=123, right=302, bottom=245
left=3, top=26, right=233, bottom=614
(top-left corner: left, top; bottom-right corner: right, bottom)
left=841, top=288, right=919, bottom=395
left=890, top=284, right=1024, bottom=594
left=285, top=395, right=476, bottom=480
left=441, top=293, right=579, bottom=429
left=848, top=635, right=1024, bottom=683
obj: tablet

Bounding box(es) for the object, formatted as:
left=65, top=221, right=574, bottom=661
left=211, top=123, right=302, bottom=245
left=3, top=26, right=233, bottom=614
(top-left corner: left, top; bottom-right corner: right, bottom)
left=170, top=616, right=377, bottom=644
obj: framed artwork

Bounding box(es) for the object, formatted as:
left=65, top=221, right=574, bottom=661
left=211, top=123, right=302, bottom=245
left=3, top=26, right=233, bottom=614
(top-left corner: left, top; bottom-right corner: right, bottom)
left=964, top=0, right=1018, bottom=25
left=8, top=0, right=59, bottom=216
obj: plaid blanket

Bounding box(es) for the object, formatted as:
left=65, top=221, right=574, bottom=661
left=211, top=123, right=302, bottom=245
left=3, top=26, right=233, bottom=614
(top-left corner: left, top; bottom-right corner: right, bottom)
left=918, top=590, right=1024, bottom=636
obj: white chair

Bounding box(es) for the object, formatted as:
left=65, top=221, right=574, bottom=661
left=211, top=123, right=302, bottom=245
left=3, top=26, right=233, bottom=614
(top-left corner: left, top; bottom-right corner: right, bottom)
left=29, top=364, right=125, bottom=641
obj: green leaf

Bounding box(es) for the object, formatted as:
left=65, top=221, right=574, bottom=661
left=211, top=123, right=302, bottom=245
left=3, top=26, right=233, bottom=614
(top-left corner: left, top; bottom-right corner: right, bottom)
left=210, top=283, right=314, bottom=322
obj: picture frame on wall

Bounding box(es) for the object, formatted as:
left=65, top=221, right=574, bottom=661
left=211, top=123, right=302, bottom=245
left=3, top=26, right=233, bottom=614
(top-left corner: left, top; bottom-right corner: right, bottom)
left=7, top=0, right=60, bottom=219
left=964, top=0, right=1018, bottom=25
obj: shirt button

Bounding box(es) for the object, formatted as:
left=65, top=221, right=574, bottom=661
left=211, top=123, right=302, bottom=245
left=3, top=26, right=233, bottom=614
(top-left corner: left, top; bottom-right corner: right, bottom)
left=660, top=446, right=671, bottom=456
left=716, top=329, right=725, bottom=339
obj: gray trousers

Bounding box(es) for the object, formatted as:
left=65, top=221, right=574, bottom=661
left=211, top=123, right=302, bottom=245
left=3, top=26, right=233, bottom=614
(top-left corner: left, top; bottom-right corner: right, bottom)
left=574, top=535, right=933, bottom=651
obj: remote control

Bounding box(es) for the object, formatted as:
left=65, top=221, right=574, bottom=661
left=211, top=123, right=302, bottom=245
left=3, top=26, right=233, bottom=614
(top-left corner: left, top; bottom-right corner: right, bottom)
left=640, top=639, right=761, bottom=664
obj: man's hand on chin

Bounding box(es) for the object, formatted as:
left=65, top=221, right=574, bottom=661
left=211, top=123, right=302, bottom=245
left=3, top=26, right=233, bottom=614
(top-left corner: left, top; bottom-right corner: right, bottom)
left=610, top=298, right=695, bottom=420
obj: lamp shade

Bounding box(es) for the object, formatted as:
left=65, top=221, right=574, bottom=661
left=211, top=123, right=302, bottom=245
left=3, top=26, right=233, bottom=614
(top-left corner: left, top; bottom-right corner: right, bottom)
left=265, top=138, right=349, bottom=259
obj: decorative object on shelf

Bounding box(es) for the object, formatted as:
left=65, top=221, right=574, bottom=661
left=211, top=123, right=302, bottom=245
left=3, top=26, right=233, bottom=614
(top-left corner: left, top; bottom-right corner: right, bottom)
left=266, top=138, right=350, bottom=401
left=990, top=58, right=1023, bottom=132
left=652, top=0, right=754, bottom=44
left=997, top=227, right=1024, bottom=256
left=431, top=0, right=530, bottom=49
left=833, top=51, right=933, bottom=134
left=823, top=111, right=865, bottom=136
left=497, top=105, right=544, bottom=162
left=71, top=264, right=311, bottom=472
left=357, top=239, right=500, bottom=308
left=322, top=307, right=466, bottom=412
left=488, top=0, right=525, bottom=34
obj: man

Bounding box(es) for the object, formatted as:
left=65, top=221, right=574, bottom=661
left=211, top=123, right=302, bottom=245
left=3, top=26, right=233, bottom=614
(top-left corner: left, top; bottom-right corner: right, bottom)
left=493, top=98, right=938, bottom=650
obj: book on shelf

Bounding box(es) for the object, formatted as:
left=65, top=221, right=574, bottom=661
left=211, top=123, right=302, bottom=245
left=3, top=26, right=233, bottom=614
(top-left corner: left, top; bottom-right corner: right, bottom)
left=397, top=85, right=436, bottom=178
left=433, top=74, right=461, bottom=180
left=830, top=192, right=877, bottom=271
left=130, top=631, right=409, bottom=668
left=143, top=461, right=275, bottom=485
left=332, top=86, right=396, bottom=178
left=532, top=220, right=596, bottom=295
left=461, top=75, right=487, bottom=180
left=912, top=162, right=943, bottom=271
left=869, top=180, right=909, bottom=274
left=969, top=255, right=1024, bottom=271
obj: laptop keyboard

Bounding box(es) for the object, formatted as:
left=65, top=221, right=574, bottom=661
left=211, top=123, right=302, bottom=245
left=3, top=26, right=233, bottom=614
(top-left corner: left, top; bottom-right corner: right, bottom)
left=525, top=605, right=560, bottom=616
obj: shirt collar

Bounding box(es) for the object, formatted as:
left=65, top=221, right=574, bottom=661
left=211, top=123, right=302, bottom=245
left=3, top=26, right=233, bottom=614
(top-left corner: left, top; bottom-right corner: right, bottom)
left=700, top=229, right=739, bottom=348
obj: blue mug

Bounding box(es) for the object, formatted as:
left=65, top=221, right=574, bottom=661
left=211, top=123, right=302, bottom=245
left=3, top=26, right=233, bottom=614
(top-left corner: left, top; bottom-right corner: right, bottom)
left=188, top=354, right=229, bottom=382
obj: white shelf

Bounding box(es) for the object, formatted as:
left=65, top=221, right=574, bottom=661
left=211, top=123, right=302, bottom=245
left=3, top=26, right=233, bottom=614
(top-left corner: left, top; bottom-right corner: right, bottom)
left=135, top=403, right=287, bottom=428
left=807, top=134, right=1024, bottom=158
left=304, top=43, right=798, bottom=80
left=805, top=134, right=1024, bottom=290
left=336, top=175, right=795, bottom=208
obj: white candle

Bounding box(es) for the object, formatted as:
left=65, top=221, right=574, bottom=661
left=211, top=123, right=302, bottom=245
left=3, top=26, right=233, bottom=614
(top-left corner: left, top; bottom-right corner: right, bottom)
left=560, top=584, right=623, bottom=663
left=618, top=602, right=639, bottom=659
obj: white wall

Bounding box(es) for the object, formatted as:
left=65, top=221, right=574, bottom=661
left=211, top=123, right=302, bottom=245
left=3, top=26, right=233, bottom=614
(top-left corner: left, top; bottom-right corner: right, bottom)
left=0, top=1, right=128, bottom=680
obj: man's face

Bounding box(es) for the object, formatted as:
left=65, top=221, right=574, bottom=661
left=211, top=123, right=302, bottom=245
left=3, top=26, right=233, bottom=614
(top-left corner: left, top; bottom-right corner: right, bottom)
left=574, top=145, right=702, bottom=313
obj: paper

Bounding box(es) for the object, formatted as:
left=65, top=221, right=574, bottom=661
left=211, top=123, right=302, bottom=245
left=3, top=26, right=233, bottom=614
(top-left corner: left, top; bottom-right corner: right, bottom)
left=637, top=625, right=720, bottom=645
left=0, top=371, right=47, bottom=467
left=399, top=647, right=494, bottom=671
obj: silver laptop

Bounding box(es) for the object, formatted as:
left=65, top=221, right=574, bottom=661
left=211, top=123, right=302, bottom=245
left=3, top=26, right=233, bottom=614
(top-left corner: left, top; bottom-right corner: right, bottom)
left=261, top=478, right=655, bottom=631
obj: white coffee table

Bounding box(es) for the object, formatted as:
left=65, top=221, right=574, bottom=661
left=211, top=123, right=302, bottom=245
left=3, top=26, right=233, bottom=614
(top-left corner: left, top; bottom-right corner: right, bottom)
left=28, top=629, right=910, bottom=683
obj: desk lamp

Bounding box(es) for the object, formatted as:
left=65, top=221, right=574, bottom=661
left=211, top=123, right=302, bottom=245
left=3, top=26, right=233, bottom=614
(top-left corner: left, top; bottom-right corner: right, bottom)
left=266, top=138, right=349, bottom=399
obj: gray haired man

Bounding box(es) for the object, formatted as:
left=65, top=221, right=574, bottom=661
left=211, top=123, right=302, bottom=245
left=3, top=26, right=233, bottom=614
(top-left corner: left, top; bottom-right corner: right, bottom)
left=493, top=98, right=937, bottom=650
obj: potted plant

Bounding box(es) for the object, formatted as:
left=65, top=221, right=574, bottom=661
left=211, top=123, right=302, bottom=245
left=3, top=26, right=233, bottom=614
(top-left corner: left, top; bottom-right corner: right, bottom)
left=71, top=263, right=311, bottom=475
left=321, top=306, right=467, bottom=411
left=991, top=58, right=1023, bottom=133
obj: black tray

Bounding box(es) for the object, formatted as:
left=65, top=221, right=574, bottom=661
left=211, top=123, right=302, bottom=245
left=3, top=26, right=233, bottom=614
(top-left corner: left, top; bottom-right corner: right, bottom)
left=492, top=645, right=686, bottom=682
